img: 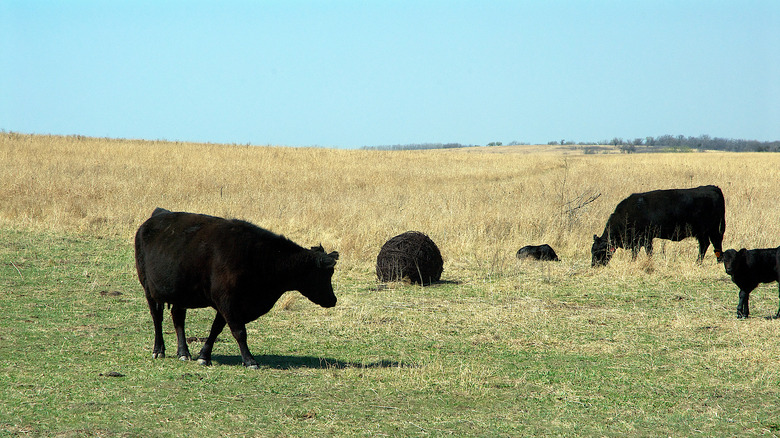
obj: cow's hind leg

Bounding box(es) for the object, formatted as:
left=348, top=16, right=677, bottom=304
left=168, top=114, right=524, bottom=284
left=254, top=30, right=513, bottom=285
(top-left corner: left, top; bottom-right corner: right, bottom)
left=196, top=312, right=226, bottom=366
left=146, top=297, right=166, bottom=359
left=171, top=306, right=191, bottom=361
left=774, top=283, right=780, bottom=319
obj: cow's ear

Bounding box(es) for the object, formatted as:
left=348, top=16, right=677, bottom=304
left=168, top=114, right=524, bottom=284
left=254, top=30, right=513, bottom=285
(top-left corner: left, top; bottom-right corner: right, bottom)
left=311, top=245, right=325, bottom=253
left=593, top=234, right=598, bottom=241
left=317, top=254, right=337, bottom=269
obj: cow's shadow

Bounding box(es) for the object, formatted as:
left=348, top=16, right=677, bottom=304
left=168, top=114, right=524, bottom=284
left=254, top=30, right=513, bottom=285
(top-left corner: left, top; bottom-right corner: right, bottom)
left=210, top=354, right=410, bottom=369
left=430, top=279, right=461, bottom=286
left=373, top=279, right=461, bottom=291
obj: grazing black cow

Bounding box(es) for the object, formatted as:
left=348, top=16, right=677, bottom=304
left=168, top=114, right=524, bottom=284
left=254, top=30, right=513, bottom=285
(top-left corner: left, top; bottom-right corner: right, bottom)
left=134, top=208, right=339, bottom=369
left=722, top=247, right=780, bottom=319
left=591, top=185, right=725, bottom=267
left=516, top=244, right=560, bottom=261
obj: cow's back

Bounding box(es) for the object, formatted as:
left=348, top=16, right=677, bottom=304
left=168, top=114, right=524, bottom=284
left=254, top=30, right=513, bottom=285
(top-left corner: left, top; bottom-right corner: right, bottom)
left=745, top=248, right=780, bottom=285
left=135, top=211, right=303, bottom=308
left=135, top=211, right=239, bottom=308
left=610, top=185, right=724, bottom=235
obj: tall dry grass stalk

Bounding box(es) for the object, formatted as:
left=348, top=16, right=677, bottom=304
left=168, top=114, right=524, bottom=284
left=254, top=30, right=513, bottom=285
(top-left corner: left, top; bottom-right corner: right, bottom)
left=2, top=132, right=779, bottom=275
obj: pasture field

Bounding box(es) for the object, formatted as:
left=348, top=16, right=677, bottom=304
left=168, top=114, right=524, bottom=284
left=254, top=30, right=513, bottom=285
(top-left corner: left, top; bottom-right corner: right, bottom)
left=2, top=132, right=780, bottom=436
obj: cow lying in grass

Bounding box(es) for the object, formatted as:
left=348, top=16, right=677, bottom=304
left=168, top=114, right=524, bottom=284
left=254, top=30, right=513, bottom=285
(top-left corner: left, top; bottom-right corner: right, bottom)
left=721, top=247, right=780, bottom=319
left=516, top=244, right=560, bottom=261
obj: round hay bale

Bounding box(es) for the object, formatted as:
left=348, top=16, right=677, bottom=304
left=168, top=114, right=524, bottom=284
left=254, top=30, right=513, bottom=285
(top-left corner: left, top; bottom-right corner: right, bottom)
left=376, top=231, right=443, bottom=286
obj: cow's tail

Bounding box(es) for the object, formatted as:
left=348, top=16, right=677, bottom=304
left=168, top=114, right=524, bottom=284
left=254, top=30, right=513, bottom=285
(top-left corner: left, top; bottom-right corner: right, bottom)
left=714, top=186, right=726, bottom=261
left=717, top=187, right=726, bottom=235
left=134, top=228, right=147, bottom=290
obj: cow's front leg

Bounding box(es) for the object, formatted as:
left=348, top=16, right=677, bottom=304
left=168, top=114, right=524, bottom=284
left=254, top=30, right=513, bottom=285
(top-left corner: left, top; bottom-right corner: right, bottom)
left=697, top=237, right=710, bottom=263
left=737, top=289, right=750, bottom=319
left=171, top=306, right=191, bottom=361
left=196, top=312, right=226, bottom=366
left=226, top=319, right=259, bottom=369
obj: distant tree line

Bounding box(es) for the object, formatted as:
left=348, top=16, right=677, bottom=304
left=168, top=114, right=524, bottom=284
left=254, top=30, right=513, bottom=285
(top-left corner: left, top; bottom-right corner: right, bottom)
left=361, top=142, right=477, bottom=151
left=555, top=135, right=780, bottom=153
left=363, top=135, right=780, bottom=152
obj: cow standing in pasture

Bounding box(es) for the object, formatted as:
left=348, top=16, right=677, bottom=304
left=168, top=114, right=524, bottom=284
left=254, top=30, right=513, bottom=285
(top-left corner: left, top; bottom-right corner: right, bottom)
left=591, top=185, right=725, bottom=267
left=722, top=247, right=780, bottom=319
left=134, top=208, right=339, bottom=369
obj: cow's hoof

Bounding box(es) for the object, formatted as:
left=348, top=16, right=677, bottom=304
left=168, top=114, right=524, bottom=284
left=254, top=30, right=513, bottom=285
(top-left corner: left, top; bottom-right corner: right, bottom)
left=179, top=355, right=191, bottom=361
left=153, top=352, right=165, bottom=359
left=246, top=364, right=259, bottom=370
left=197, top=358, right=211, bottom=366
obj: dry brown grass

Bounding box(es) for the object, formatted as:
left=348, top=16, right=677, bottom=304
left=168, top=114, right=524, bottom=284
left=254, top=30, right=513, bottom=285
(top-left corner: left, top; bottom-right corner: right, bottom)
left=1, top=131, right=779, bottom=275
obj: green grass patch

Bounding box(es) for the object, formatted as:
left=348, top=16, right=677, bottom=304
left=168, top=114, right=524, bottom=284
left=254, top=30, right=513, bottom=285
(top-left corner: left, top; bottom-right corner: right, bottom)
left=2, top=228, right=780, bottom=436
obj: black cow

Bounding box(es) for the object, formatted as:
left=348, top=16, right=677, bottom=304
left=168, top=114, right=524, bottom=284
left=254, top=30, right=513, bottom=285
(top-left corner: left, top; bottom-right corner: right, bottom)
left=592, top=185, right=725, bottom=267
left=722, top=247, right=780, bottom=319
left=516, top=244, right=560, bottom=261
left=134, top=208, right=339, bottom=369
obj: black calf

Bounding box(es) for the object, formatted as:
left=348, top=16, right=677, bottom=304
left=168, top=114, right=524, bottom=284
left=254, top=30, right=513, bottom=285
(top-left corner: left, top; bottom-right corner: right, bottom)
left=721, top=247, right=780, bottom=319
left=516, top=244, right=560, bottom=261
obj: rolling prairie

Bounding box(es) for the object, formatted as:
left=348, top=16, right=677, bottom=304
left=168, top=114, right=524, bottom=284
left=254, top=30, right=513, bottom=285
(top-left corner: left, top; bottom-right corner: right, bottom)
left=2, top=132, right=780, bottom=436
left=2, top=132, right=777, bottom=271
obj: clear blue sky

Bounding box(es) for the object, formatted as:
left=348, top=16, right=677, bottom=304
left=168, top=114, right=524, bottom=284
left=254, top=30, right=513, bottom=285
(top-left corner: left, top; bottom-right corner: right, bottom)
left=2, top=1, right=779, bottom=148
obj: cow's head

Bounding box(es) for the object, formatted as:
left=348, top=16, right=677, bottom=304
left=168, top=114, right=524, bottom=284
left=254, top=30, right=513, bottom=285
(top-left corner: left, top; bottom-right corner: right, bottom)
left=721, top=249, right=743, bottom=276
left=591, top=235, right=616, bottom=267
left=297, top=245, right=339, bottom=308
